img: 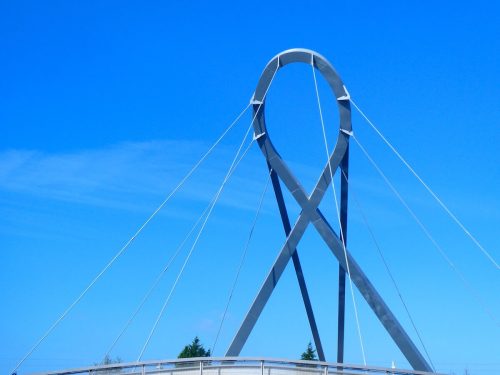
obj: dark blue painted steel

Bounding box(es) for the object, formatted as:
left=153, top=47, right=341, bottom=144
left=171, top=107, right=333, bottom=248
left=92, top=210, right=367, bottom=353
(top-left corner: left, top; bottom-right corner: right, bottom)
left=337, top=148, right=349, bottom=364
left=267, top=162, right=325, bottom=361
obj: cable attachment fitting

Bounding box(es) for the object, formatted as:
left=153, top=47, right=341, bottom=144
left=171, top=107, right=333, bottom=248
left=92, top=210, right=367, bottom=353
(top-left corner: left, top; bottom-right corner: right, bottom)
left=250, top=97, right=263, bottom=105
left=253, top=131, right=266, bottom=141
left=337, top=85, right=351, bottom=101
left=340, top=129, right=354, bottom=137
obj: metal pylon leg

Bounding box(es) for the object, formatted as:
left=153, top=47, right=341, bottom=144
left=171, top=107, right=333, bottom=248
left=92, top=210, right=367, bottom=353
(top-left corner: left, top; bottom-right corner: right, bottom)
left=337, top=150, right=349, bottom=364
left=268, top=164, right=325, bottom=361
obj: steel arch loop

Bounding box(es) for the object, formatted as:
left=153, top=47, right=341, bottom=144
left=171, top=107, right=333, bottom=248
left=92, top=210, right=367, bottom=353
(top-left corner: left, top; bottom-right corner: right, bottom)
left=228, top=49, right=433, bottom=372
left=251, top=48, right=351, bottom=197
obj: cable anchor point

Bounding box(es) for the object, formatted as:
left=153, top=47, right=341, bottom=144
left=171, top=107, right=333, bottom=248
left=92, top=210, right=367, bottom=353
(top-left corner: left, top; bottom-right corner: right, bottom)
left=250, top=97, right=263, bottom=105
left=340, top=129, right=354, bottom=137
left=337, top=85, right=351, bottom=101
left=253, top=131, right=266, bottom=141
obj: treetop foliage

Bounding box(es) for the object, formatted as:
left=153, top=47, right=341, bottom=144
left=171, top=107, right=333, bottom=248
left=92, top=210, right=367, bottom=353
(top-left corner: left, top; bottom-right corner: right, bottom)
left=301, top=342, right=317, bottom=361
left=178, top=336, right=211, bottom=358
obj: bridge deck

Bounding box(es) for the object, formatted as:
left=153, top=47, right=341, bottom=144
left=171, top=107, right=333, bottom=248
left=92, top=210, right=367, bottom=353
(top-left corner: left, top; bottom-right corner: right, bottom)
left=32, top=357, right=441, bottom=375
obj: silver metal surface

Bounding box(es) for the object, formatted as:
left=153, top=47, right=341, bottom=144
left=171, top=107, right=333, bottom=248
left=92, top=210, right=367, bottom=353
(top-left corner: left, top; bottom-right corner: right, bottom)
left=225, top=49, right=432, bottom=372
left=31, top=357, right=441, bottom=375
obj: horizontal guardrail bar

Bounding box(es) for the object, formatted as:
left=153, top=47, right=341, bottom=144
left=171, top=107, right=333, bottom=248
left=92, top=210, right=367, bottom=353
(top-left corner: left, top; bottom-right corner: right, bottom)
left=31, top=357, right=443, bottom=375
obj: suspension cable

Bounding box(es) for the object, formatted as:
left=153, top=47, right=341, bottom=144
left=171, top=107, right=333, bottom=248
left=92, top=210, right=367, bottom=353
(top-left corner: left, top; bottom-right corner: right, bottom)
left=341, top=170, right=435, bottom=371
left=103, top=201, right=213, bottom=359
left=311, top=60, right=367, bottom=365
left=105, top=128, right=262, bottom=358
left=10, top=102, right=252, bottom=375
left=352, top=134, right=498, bottom=325
left=136, top=126, right=256, bottom=361
left=136, top=61, right=280, bottom=360
left=211, top=169, right=272, bottom=355
left=350, top=98, right=498, bottom=270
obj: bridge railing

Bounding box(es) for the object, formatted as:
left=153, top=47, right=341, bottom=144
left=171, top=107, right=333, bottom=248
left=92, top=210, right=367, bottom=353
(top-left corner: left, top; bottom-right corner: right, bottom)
left=31, top=357, right=441, bottom=375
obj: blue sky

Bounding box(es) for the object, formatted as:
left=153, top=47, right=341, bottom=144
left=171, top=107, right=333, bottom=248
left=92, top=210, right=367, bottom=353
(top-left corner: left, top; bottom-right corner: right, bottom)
left=1, top=1, right=499, bottom=374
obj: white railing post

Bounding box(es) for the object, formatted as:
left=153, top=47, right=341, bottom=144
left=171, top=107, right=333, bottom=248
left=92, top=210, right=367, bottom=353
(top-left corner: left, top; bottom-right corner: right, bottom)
left=261, top=360, right=264, bottom=375
left=200, top=361, right=204, bottom=375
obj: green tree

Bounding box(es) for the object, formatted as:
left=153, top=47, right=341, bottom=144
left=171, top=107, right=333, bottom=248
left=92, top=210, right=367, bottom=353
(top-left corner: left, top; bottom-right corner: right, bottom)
left=100, top=355, right=122, bottom=365
left=178, top=336, right=211, bottom=358
left=301, top=342, right=317, bottom=361
left=94, top=355, right=122, bottom=374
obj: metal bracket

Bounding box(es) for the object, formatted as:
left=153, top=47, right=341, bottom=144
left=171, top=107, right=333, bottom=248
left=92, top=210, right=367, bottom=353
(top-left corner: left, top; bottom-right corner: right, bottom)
left=253, top=132, right=266, bottom=141
left=337, top=85, right=351, bottom=101
left=340, top=129, right=354, bottom=137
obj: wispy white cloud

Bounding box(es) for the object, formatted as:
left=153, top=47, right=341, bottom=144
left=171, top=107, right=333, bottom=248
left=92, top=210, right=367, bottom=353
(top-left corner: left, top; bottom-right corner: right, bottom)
left=0, top=140, right=271, bottom=214
left=2, top=138, right=494, bottom=237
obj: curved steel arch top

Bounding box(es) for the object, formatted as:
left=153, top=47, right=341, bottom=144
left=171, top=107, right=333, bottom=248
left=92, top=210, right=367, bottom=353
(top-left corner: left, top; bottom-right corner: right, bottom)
left=252, top=48, right=350, bottom=115
left=251, top=48, right=352, bottom=199
left=252, top=48, right=352, bottom=168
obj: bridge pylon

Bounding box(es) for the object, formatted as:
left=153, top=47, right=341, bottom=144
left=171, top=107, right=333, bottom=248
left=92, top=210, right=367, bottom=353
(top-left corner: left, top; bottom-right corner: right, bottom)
left=225, top=48, right=433, bottom=373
